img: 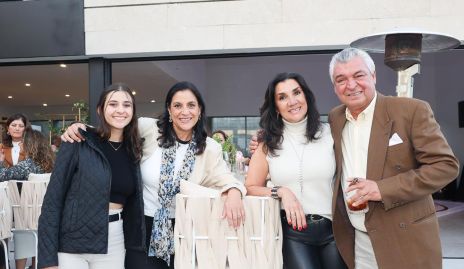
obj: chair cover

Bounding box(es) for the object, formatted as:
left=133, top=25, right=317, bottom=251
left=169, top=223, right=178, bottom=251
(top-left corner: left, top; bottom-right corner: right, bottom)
left=7, top=180, right=49, bottom=230
left=175, top=182, right=283, bottom=269
left=0, top=182, right=13, bottom=240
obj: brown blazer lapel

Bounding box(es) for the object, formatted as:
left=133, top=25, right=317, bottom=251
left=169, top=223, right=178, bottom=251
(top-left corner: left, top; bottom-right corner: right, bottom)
left=3, top=146, right=14, bottom=168
left=366, top=94, right=393, bottom=182
left=365, top=95, right=392, bottom=219
left=329, top=106, right=348, bottom=214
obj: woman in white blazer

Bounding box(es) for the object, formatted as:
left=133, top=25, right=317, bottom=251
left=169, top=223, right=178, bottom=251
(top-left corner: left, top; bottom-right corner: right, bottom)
left=62, top=81, right=245, bottom=269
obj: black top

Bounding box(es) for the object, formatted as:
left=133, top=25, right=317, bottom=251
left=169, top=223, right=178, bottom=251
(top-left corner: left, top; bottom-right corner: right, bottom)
left=100, top=140, right=136, bottom=205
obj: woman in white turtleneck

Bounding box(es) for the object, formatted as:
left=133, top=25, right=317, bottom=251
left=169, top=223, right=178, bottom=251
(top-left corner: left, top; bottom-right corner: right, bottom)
left=246, top=73, right=346, bottom=269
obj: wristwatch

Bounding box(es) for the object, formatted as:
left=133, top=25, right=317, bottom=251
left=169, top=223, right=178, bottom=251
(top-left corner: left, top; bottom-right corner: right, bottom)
left=270, top=186, right=282, bottom=200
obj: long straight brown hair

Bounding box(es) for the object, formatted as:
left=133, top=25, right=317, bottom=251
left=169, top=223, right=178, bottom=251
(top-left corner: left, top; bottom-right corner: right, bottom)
left=95, top=83, right=142, bottom=162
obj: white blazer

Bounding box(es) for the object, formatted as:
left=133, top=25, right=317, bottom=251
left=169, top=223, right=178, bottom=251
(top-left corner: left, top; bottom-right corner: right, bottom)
left=138, top=117, right=246, bottom=195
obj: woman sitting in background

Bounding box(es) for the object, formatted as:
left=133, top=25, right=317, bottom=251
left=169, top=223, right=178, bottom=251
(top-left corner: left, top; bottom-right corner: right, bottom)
left=0, top=113, right=31, bottom=169
left=0, top=129, right=54, bottom=180
left=0, top=129, right=55, bottom=269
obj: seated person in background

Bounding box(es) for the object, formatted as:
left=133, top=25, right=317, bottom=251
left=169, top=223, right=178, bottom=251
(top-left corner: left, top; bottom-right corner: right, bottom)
left=0, top=129, right=54, bottom=180
left=212, top=130, right=249, bottom=169
left=51, top=135, right=62, bottom=153
left=0, top=113, right=31, bottom=169
left=0, top=129, right=55, bottom=269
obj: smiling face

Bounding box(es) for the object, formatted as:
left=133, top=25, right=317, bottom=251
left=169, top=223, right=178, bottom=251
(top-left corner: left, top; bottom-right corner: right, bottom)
left=332, top=56, right=376, bottom=119
left=168, top=89, right=201, bottom=141
left=8, top=119, right=26, bottom=142
left=102, top=90, right=134, bottom=139
left=274, top=78, right=308, bottom=123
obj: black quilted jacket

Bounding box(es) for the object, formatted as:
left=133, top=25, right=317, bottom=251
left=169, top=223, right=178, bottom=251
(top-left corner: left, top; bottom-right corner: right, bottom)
left=37, top=131, right=145, bottom=268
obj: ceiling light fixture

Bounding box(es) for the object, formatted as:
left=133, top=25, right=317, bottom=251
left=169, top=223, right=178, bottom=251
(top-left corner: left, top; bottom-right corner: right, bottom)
left=65, top=94, right=70, bottom=97
left=25, top=83, right=31, bottom=87
left=60, top=64, right=67, bottom=68
left=43, top=103, right=48, bottom=107
left=132, top=91, right=136, bottom=95
left=150, top=100, right=156, bottom=103
left=8, top=96, right=13, bottom=99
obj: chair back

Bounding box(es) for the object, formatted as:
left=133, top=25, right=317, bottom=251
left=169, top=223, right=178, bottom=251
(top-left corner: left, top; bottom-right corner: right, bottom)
left=174, top=184, right=283, bottom=269
left=7, top=179, right=49, bottom=230
left=0, top=182, right=13, bottom=239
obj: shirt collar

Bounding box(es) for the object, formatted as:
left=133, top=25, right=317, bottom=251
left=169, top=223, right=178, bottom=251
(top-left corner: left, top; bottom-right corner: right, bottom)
left=345, top=91, right=377, bottom=122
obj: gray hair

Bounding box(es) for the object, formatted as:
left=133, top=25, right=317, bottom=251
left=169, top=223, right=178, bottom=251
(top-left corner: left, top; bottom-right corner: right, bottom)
left=329, top=47, right=376, bottom=83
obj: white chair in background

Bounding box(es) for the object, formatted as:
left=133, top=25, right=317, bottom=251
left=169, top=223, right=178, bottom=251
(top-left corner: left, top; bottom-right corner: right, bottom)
left=0, top=182, right=13, bottom=269
left=7, top=175, right=50, bottom=269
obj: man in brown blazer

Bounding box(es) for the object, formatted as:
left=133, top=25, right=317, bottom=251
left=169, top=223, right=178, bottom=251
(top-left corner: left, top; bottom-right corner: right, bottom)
left=328, top=47, right=459, bottom=269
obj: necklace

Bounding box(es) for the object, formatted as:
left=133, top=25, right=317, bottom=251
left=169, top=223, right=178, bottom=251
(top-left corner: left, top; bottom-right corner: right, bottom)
left=286, top=133, right=307, bottom=194
left=107, top=140, right=122, bottom=151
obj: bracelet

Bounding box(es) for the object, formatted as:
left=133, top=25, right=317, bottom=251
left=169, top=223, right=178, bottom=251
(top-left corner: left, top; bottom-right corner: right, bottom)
left=270, top=186, right=282, bottom=200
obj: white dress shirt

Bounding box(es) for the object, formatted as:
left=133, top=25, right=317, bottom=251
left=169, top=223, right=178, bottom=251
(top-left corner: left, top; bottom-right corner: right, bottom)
left=141, top=142, right=188, bottom=218
left=341, top=93, right=377, bottom=232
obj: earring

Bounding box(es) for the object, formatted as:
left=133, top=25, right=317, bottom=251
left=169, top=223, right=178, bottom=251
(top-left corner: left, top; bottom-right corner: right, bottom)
left=276, top=112, right=280, bottom=120
left=198, top=114, right=201, bottom=120
left=169, top=115, right=172, bottom=122
left=6, top=131, right=10, bottom=135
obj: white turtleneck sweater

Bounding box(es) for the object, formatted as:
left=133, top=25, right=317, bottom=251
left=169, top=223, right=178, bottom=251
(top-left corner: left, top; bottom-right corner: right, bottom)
left=266, top=117, right=335, bottom=220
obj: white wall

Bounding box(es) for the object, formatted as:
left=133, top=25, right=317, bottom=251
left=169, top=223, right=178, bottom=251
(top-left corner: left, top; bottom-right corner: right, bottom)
left=84, top=0, right=464, bottom=56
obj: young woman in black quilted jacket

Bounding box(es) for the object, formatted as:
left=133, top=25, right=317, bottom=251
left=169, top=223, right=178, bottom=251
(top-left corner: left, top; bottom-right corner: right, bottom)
left=37, top=83, right=143, bottom=269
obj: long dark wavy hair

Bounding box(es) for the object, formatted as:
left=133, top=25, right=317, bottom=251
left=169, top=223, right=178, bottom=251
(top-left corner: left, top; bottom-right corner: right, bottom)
left=260, top=72, right=321, bottom=156
left=95, top=83, right=143, bottom=162
left=157, top=81, right=207, bottom=155
left=2, top=113, right=31, bottom=147
left=24, top=129, right=55, bottom=172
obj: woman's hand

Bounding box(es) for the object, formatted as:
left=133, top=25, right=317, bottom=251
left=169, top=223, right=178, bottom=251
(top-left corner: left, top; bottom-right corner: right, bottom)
left=61, top=123, right=87, bottom=143
left=278, top=187, right=307, bottom=231
left=222, top=188, right=245, bottom=229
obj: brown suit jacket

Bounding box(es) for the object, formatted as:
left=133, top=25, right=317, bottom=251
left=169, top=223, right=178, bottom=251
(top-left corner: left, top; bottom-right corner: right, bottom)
left=329, top=94, right=459, bottom=269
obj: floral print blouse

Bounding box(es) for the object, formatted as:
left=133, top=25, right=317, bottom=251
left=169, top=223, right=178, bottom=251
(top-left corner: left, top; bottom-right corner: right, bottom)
left=0, top=158, right=44, bottom=181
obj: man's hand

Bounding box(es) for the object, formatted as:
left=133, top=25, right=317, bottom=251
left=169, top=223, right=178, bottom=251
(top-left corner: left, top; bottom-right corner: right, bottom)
left=345, top=178, right=382, bottom=207
left=248, top=135, right=259, bottom=155
left=61, top=123, right=87, bottom=143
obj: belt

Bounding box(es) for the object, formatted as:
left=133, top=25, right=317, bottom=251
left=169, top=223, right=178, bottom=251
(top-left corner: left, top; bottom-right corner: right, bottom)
left=109, top=212, right=123, bottom=222
left=280, top=210, right=326, bottom=222
left=306, top=214, right=325, bottom=222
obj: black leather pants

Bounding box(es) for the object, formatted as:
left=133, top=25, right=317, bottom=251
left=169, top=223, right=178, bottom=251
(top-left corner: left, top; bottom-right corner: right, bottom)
left=281, top=211, right=347, bottom=269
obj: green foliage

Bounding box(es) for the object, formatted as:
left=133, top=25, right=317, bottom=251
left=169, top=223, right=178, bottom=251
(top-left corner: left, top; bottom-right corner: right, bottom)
left=73, top=100, right=89, bottom=124
left=213, top=134, right=237, bottom=165
left=48, top=120, right=64, bottom=136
